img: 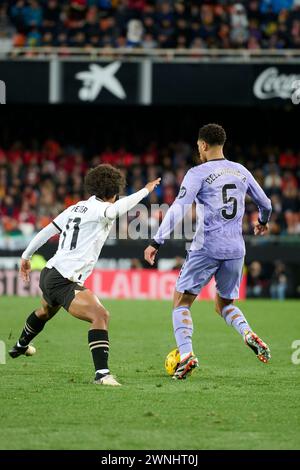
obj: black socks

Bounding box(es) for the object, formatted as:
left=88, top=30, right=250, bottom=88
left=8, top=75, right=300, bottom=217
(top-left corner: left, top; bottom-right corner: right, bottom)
left=88, top=329, right=109, bottom=372
left=18, top=311, right=46, bottom=347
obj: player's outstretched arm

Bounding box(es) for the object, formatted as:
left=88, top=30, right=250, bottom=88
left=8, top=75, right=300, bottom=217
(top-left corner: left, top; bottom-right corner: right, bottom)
left=105, top=178, right=161, bottom=220
left=20, top=223, right=61, bottom=283
left=144, top=168, right=200, bottom=265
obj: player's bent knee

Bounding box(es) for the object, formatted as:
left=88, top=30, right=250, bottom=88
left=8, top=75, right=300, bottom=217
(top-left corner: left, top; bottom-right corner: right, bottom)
left=36, top=307, right=51, bottom=321
left=90, top=306, right=109, bottom=324
left=215, top=296, right=234, bottom=316
left=173, top=291, right=195, bottom=309
left=102, top=308, right=110, bottom=323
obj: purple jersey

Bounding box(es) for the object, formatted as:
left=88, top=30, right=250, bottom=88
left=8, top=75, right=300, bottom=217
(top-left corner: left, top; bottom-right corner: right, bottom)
left=154, top=158, right=272, bottom=259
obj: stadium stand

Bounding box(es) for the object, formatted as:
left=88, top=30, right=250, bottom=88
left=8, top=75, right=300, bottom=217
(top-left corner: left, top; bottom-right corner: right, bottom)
left=0, top=138, right=299, bottom=237
left=1, top=0, right=300, bottom=51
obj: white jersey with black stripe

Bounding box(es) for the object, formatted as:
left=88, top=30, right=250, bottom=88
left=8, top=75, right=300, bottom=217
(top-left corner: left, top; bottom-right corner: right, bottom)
left=21, top=187, right=149, bottom=284
left=46, top=196, right=114, bottom=284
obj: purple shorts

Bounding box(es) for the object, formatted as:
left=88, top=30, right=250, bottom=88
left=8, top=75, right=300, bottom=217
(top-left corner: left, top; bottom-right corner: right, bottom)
left=176, top=250, right=244, bottom=299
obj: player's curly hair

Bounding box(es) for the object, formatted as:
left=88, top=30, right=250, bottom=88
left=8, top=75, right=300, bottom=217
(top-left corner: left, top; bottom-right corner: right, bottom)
left=84, top=164, right=126, bottom=200
left=198, top=123, right=227, bottom=146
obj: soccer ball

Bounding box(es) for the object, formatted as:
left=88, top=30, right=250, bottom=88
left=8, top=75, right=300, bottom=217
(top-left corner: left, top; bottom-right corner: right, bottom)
left=165, top=348, right=180, bottom=376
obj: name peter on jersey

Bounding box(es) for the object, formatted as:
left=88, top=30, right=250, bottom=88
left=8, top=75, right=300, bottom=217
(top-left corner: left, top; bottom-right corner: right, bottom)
left=71, top=205, right=88, bottom=214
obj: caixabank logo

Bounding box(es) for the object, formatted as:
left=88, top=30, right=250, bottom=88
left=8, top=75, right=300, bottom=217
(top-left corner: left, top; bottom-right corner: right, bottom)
left=0, top=80, right=6, bottom=104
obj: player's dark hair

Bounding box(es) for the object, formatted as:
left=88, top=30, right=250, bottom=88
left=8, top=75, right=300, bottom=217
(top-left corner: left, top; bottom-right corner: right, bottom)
left=84, top=164, right=126, bottom=200
left=198, top=123, right=227, bottom=146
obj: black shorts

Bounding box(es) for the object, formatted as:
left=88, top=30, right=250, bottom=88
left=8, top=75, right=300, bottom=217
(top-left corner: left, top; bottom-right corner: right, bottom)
left=39, top=267, right=86, bottom=311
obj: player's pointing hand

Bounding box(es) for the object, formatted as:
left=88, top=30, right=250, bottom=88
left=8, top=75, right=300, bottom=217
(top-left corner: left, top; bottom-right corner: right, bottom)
left=20, top=258, right=31, bottom=284
left=145, top=178, right=161, bottom=193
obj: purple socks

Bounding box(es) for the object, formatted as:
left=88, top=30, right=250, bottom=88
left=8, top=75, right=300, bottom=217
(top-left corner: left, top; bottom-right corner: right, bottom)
left=221, top=304, right=251, bottom=336
left=172, top=306, right=194, bottom=357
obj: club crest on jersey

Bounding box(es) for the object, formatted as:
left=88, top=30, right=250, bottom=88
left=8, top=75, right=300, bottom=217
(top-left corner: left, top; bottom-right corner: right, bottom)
left=178, top=186, right=187, bottom=199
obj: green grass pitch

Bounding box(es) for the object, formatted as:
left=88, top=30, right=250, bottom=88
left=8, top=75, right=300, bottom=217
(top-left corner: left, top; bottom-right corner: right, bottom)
left=0, top=297, right=299, bottom=450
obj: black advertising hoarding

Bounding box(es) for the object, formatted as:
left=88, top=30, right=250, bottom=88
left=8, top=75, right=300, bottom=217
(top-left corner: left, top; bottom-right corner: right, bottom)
left=62, top=61, right=139, bottom=104
left=0, top=61, right=49, bottom=103
left=0, top=59, right=300, bottom=106
left=153, top=63, right=252, bottom=105
left=152, top=63, right=300, bottom=106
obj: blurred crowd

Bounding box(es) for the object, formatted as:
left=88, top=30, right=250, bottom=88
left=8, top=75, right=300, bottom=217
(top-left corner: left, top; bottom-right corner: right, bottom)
left=1, top=0, right=300, bottom=52
left=0, top=138, right=299, bottom=238
left=247, top=259, right=289, bottom=299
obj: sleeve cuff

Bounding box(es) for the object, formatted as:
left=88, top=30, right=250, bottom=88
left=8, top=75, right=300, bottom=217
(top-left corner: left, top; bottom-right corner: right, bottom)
left=150, top=239, right=161, bottom=250
left=258, top=218, right=268, bottom=226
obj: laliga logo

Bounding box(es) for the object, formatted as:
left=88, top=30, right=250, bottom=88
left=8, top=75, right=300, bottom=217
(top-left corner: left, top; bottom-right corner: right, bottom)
left=253, top=67, right=300, bottom=100
left=75, top=62, right=126, bottom=102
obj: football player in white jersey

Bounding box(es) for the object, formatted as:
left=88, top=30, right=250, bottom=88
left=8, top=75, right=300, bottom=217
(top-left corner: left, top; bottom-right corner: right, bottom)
left=9, top=164, right=160, bottom=386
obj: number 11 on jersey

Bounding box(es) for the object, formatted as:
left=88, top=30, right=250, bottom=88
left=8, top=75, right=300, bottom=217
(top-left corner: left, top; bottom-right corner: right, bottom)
left=61, top=217, right=81, bottom=250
